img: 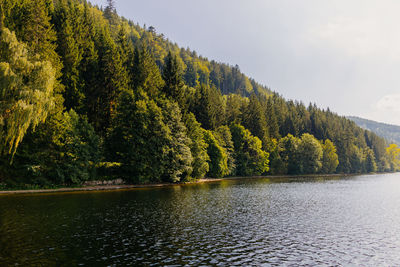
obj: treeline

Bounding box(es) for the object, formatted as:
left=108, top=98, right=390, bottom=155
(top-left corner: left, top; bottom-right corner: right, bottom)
left=0, top=0, right=399, bottom=187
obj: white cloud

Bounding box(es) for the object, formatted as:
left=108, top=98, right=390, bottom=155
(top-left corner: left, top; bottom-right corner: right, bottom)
left=307, top=16, right=400, bottom=60
left=369, top=94, right=400, bottom=125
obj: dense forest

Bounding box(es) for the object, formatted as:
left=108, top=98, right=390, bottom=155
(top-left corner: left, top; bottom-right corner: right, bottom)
left=1, top=0, right=400, bottom=188
left=348, top=116, right=400, bottom=146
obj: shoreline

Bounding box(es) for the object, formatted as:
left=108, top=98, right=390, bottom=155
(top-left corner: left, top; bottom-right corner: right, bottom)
left=0, top=173, right=382, bottom=196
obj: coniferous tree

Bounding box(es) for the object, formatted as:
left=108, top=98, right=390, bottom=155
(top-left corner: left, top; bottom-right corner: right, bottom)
left=242, top=93, right=268, bottom=143
left=104, top=0, right=118, bottom=25
left=162, top=51, right=186, bottom=108
left=192, top=84, right=224, bottom=130
left=0, top=0, right=394, bottom=187
left=131, top=46, right=164, bottom=98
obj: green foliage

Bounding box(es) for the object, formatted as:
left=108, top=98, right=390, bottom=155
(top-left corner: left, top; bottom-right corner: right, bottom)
left=2, top=108, right=100, bottom=186
left=321, top=139, right=339, bottom=174
left=242, top=93, right=268, bottom=142
left=162, top=51, right=186, bottom=108
left=230, top=123, right=269, bottom=176
left=131, top=46, right=164, bottom=98
left=364, top=148, right=377, bottom=173
left=278, top=134, right=300, bottom=174
left=213, top=125, right=236, bottom=176
left=184, top=113, right=209, bottom=179
left=203, top=130, right=229, bottom=178
left=0, top=27, right=55, bottom=159
left=106, top=90, right=192, bottom=183
left=297, top=133, right=323, bottom=174
left=191, top=84, right=224, bottom=130
left=386, top=144, right=400, bottom=171
left=0, top=0, right=392, bottom=188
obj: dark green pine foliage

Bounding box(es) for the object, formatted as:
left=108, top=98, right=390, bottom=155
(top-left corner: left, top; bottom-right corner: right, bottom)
left=106, top=89, right=164, bottom=183
left=162, top=51, right=186, bottom=108
left=88, top=26, right=129, bottom=133
left=191, top=84, right=224, bottom=130
left=0, top=0, right=394, bottom=187
left=103, top=0, right=118, bottom=26
left=131, top=46, right=164, bottom=98
left=184, top=60, right=198, bottom=87
left=116, top=26, right=134, bottom=83
left=53, top=0, right=86, bottom=111
left=265, top=97, right=280, bottom=139
left=106, top=89, right=192, bottom=183
left=242, top=93, right=268, bottom=144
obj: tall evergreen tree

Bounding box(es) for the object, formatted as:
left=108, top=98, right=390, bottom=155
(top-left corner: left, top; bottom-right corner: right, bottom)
left=131, top=46, right=164, bottom=98
left=162, top=51, right=186, bottom=108
left=243, top=93, right=268, bottom=142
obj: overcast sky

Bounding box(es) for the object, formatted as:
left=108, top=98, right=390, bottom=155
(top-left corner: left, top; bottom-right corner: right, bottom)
left=91, top=0, right=400, bottom=125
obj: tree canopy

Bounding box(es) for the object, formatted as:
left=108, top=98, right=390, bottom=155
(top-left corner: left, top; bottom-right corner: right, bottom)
left=0, top=0, right=396, bottom=188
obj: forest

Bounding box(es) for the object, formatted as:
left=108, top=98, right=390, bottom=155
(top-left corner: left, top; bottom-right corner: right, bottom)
left=1, top=0, right=400, bottom=188
left=349, top=116, right=400, bottom=146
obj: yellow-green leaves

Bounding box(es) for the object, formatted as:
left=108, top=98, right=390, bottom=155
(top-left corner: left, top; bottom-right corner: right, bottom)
left=0, top=28, right=55, bottom=159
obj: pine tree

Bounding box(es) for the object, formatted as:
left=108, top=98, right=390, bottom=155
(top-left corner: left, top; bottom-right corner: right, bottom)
left=131, top=46, right=164, bottom=99
left=159, top=99, right=193, bottom=182
left=104, top=0, right=117, bottom=25
left=107, top=90, right=192, bottom=183
left=243, top=93, right=268, bottom=142
left=162, top=51, right=186, bottom=108
left=192, top=84, right=224, bottom=130
left=18, top=0, right=62, bottom=74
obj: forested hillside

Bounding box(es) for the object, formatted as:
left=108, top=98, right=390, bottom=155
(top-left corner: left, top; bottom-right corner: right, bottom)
left=348, top=116, right=400, bottom=145
left=1, top=0, right=399, bottom=188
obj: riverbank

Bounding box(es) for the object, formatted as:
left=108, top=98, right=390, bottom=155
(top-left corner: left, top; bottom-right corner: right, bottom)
left=0, top=173, right=369, bottom=195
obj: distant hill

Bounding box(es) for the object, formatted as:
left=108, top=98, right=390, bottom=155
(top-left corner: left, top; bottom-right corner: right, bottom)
left=348, top=116, right=400, bottom=145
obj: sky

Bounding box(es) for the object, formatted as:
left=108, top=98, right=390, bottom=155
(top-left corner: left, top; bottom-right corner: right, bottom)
left=90, top=0, right=400, bottom=125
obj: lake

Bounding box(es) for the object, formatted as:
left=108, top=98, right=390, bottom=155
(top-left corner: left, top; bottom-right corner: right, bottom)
left=1, top=173, right=400, bottom=265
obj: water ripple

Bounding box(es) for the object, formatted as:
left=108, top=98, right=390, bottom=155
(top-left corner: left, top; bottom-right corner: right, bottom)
left=1, top=174, right=400, bottom=265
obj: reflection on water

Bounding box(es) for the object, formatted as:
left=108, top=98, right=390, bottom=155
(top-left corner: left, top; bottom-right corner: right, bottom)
left=1, top=174, right=400, bottom=265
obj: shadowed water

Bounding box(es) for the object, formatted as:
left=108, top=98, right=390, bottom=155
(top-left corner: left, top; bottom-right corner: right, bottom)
left=1, top=173, right=400, bottom=265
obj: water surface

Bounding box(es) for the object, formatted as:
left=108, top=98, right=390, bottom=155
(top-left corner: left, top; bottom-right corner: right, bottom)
left=1, top=173, right=400, bottom=265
